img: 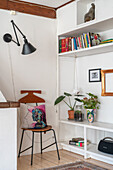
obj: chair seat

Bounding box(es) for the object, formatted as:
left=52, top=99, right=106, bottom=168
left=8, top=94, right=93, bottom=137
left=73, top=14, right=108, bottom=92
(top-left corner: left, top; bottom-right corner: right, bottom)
left=22, top=125, right=52, bottom=132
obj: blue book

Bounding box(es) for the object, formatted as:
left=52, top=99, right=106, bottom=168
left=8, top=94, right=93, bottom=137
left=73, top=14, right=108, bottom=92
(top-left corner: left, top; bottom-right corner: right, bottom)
left=73, top=37, right=77, bottom=50
left=86, top=34, right=89, bottom=47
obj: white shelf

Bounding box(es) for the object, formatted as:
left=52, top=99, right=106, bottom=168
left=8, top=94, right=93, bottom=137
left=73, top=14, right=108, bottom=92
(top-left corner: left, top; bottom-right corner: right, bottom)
left=60, top=141, right=84, bottom=156
left=58, top=16, right=113, bottom=37
left=60, top=119, right=113, bottom=132
left=60, top=120, right=113, bottom=164
left=61, top=141, right=113, bottom=165
left=87, top=144, right=113, bottom=165
left=58, top=43, right=113, bottom=57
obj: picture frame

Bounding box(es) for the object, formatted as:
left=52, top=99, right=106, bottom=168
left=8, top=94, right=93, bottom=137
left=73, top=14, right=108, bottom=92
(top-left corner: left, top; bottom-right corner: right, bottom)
left=101, top=69, right=113, bottom=96
left=89, top=68, right=101, bottom=82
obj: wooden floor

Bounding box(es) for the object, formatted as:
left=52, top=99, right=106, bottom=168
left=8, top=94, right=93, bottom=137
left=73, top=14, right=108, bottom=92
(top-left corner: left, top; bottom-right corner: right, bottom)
left=18, top=149, right=113, bottom=170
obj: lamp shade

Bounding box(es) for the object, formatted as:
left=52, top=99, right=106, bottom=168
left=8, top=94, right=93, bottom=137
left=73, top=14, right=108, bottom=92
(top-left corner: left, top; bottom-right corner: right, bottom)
left=22, top=39, right=36, bottom=55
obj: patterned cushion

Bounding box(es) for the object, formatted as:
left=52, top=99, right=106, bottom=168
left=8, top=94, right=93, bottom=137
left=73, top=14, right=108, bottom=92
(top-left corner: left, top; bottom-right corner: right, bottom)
left=20, top=104, right=47, bottom=129
left=28, top=105, right=47, bottom=128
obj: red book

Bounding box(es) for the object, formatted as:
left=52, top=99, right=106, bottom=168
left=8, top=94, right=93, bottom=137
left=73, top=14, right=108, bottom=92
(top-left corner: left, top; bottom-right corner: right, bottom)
left=78, top=37, right=82, bottom=49
left=61, top=38, right=66, bottom=52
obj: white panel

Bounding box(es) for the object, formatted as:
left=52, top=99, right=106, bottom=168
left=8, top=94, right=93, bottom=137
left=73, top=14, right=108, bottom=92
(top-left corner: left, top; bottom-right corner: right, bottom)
left=96, top=0, right=113, bottom=21
left=57, top=1, right=77, bottom=35
left=0, top=108, right=17, bottom=170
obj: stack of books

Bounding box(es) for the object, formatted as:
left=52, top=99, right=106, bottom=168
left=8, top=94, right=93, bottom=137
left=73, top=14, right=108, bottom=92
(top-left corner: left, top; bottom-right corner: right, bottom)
left=69, top=137, right=90, bottom=147
left=100, top=39, right=113, bottom=45
left=59, top=32, right=94, bottom=53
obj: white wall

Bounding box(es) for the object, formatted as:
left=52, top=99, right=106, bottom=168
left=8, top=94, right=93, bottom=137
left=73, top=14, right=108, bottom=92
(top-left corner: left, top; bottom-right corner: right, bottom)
left=77, top=52, right=113, bottom=124
left=0, top=9, right=58, bottom=155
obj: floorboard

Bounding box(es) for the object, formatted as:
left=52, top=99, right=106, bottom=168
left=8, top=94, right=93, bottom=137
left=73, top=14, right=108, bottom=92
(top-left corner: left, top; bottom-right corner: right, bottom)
left=17, top=149, right=113, bottom=170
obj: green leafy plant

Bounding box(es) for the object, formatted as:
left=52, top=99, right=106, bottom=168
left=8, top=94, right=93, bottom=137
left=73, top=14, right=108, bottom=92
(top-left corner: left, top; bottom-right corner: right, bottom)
left=54, top=92, right=83, bottom=111
left=75, top=93, right=100, bottom=109
left=54, top=92, right=77, bottom=110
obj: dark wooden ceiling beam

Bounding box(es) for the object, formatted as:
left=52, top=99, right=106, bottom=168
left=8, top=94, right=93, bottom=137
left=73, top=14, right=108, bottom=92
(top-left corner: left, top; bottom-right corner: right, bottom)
left=0, top=0, right=8, bottom=9
left=0, top=0, right=56, bottom=19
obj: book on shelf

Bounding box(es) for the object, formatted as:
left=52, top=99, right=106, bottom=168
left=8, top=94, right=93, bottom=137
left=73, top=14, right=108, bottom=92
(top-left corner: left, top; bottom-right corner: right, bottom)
left=69, top=137, right=90, bottom=147
left=59, top=32, right=101, bottom=53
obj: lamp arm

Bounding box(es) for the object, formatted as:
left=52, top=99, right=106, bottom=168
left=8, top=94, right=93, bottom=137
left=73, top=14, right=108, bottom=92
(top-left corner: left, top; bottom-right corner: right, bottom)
left=11, top=39, right=20, bottom=45
left=11, top=20, right=27, bottom=46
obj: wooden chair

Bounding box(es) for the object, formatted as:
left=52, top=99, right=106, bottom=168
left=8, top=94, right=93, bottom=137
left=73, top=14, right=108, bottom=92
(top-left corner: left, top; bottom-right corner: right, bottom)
left=18, top=90, right=60, bottom=165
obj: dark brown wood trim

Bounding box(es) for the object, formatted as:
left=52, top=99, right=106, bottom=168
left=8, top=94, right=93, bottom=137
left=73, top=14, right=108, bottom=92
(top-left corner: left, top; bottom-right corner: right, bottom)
left=0, top=0, right=8, bottom=9
left=0, top=0, right=56, bottom=19
left=55, top=0, right=75, bottom=10
left=0, top=101, right=20, bottom=108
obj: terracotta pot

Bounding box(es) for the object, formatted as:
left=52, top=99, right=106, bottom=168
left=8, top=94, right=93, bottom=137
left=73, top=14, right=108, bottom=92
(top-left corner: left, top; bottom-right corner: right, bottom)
left=68, top=110, right=74, bottom=120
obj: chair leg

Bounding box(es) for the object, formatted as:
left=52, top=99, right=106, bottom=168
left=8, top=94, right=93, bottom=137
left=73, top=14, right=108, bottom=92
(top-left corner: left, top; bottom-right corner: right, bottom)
left=18, top=129, right=25, bottom=157
left=31, top=132, right=34, bottom=166
left=51, top=129, right=60, bottom=160
left=40, top=132, right=42, bottom=154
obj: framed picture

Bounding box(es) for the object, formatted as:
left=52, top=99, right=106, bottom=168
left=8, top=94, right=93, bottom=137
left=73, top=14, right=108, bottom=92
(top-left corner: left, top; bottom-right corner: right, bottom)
left=89, top=68, right=101, bottom=82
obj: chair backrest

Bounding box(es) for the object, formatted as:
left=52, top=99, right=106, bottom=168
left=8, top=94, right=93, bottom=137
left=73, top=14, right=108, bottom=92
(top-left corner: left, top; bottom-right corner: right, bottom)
left=19, top=90, right=45, bottom=104
left=19, top=90, right=47, bottom=128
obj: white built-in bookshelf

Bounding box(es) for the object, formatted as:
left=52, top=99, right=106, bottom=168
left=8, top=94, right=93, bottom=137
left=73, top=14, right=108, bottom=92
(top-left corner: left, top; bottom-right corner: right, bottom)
left=57, top=0, right=113, bottom=165
left=58, top=16, right=113, bottom=57
left=59, top=43, right=113, bottom=57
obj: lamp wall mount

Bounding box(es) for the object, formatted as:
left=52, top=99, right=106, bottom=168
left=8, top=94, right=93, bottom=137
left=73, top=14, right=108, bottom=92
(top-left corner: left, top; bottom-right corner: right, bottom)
left=10, top=11, right=16, bottom=15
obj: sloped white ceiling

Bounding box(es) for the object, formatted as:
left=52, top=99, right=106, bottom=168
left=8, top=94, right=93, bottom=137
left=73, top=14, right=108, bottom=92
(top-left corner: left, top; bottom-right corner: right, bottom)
left=22, top=0, right=71, bottom=8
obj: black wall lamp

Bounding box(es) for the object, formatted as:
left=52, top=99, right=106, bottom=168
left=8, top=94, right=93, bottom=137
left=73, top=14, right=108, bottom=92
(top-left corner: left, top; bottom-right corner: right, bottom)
left=3, top=20, right=36, bottom=55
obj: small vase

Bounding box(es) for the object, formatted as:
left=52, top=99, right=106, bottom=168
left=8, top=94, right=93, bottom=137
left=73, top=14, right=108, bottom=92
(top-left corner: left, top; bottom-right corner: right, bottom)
left=68, top=110, right=74, bottom=120
left=74, top=105, right=84, bottom=122
left=86, top=109, right=96, bottom=123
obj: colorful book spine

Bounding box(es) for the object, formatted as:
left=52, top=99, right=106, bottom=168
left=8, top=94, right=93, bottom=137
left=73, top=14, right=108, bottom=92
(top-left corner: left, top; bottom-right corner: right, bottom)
left=68, top=37, right=72, bottom=51
left=87, top=32, right=91, bottom=47
left=84, top=33, right=88, bottom=48
left=65, top=37, right=69, bottom=52
left=89, top=32, right=92, bottom=47
left=59, top=39, right=62, bottom=53
left=61, top=38, right=66, bottom=53
left=81, top=35, right=85, bottom=48
left=80, top=35, right=83, bottom=48
left=78, top=37, right=82, bottom=49
left=82, top=34, right=86, bottom=48
left=86, top=34, right=89, bottom=47
left=71, top=37, right=74, bottom=51
left=73, top=37, right=77, bottom=50
left=76, top=37, right=79, bottom=49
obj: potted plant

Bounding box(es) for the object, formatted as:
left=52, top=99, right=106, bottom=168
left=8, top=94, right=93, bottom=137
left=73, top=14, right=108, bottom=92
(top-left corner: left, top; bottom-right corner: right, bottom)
left=75, top=93, right=100, bottom=123
left=54, top=92, right=77, bottom=120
